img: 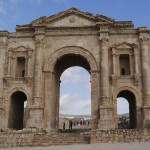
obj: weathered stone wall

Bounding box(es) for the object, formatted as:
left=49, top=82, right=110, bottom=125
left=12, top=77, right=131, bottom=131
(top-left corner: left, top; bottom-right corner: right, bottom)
left=0, top=128, right=38, bottom=148
left=90, top=129, right=150, bottom=143
left=0, top=128, right=150, bottom=148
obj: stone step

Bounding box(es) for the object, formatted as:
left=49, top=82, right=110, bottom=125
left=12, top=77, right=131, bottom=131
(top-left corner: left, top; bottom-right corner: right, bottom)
left=32, top=133, right=90, bottom=146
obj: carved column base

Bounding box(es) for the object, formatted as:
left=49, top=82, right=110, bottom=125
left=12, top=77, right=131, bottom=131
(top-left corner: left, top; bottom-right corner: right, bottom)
left=98, top=106, right=115, bottom=129
left=142, top=107, right=150, bottom=128
left=26, top=107, right=44, bottom=128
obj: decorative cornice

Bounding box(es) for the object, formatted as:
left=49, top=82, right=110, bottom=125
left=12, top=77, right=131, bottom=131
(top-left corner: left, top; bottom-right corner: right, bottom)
left=113, top=21, right=134, bottom=28
left=0, top=30, right=9, bottom=37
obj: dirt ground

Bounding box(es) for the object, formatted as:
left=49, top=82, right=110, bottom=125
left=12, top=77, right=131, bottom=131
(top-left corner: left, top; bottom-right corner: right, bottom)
left=2, top=143, right=150, bottom=150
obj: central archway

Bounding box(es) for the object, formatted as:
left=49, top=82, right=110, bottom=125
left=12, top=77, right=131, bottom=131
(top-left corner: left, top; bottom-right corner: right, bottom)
left=54, top=54, right=91, bottom=131
left=44, top=46, right=99, bottom=131
left=59, top=66, right=91, bottom=131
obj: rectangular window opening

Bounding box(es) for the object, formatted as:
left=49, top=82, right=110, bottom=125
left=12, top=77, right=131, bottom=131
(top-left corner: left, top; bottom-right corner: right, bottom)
left=16, top=57, right=26, bottom=77
left=119, top=54, right=130, bottom=75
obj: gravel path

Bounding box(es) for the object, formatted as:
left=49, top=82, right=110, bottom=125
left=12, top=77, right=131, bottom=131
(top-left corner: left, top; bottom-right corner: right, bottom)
left=2, top=143, right=150, bottom=150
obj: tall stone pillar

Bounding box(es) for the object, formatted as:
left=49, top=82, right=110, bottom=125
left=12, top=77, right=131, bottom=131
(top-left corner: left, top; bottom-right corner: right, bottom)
left=91, top=71, right=100, bottom=130
left=44, top=72, right=55, bottom=130
left=98, top=26, right=115, bottom=129
left=134, top=47, right=139, bottom=74
left=7, top=50, right=12, bottom=77
left=133, top=46, right=141, bottom=87
left=0, top=32, right=8, bottom=129
left=33, top=37, right=44, bottom=106
left=139, top=27, right=150, bottom=128
left=129, top=54, right=134, bottom=75
left=26, top=29, right=45, bottom=128
left=26, top=50, right=32, bottom=77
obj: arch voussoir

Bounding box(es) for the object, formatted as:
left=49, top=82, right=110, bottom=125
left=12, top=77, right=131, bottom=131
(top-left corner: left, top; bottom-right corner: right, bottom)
left=43, top=46, right=98, bottom=72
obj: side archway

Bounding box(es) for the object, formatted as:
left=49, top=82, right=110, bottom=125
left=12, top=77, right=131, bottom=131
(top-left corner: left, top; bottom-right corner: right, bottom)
left=113, top=86, right=140, bottom=129
left=8, top=90, right=27, bottom=130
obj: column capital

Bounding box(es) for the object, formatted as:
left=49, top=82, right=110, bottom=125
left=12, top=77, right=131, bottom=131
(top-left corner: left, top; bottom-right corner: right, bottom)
left=98, top=26, right=110, bottom=42
left=28, top=50, right=33, bottom=58
left=35, top=38, right=45, bottom=48
left=0, top=41, right=7, bottom=48
left=139, top=32, right=149, bottom=42
left=99, top=36, right=109, bottom=42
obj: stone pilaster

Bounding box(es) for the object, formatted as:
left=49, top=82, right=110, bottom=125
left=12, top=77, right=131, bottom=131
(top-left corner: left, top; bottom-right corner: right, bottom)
left=91, top=71, right=100, bottom=130
left=98, top=26, right=115, bottom=129
left=133, top=46, right=141, bottom=87
left=26, top=28, right=45, bottom=128
left=139, top=27, right=150, bottom=128
left=112, top=48, right=116, bottom=75
left=26, top=50, right=32, bottom=77
left=134, top=47, right=139, bottom=74
left=100, top=38, right=110, bottom=106
left=129, top=54, right=134, bottom=75
left=7, top=50, right=12, bottom=77
left=0, top=37, right=8, bottom=128
left=139, top=31, right=150, bottom=106
left=33, top=36, right=44, bottom=106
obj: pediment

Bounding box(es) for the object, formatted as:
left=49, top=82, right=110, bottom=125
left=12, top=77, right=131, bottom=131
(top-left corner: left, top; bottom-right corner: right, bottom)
left=31, top=8, right=114, bottom=28
left=113, top=42, right=136, bottom=49
left=16, top=8, right=133, bottom=32
left=47, top=14, right=96, bottom=27
left=10, top=46, right=32, bottom=52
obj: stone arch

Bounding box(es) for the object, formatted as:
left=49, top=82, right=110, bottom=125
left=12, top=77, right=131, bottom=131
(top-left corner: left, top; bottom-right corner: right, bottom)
left=8, top=90, right=28, bottom=130
left=43, top=46, right=98, bottom=72
left=44, top=46, right=99, bottom=130
left=113, top=86, right=140, bottom=129
left=7, top=87, right=30, bottom=101
left=113, top=86, right=139, bottom=102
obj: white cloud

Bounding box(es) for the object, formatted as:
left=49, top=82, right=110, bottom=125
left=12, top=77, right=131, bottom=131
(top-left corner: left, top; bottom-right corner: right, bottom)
left=60, top=93, right=91, bottom=115
left=61, top=67, right=82, bottom=84
left=0, top=0, right=6, bottom=15
left=61, top=67, right=90, bottom=86
left=117, top=98, right=129, bottom=114
left=85, top=82, right=91, bottom=91
left=60, top=67, right=91, bottom=115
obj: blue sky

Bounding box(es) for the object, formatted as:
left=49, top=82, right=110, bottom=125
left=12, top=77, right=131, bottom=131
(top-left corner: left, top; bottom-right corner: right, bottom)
left=0, top=0, right=150, bottom=31
left=0, top=0, right=149, bottom=115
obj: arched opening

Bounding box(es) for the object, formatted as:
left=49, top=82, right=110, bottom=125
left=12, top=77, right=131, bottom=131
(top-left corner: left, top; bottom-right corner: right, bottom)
left=117, top=90, right=137, bottom=129
left=54, top=54, right=91, bottom=131
left=8, top=91, right=27, bottom=130
left=59, top=67, right=91, bottom=131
